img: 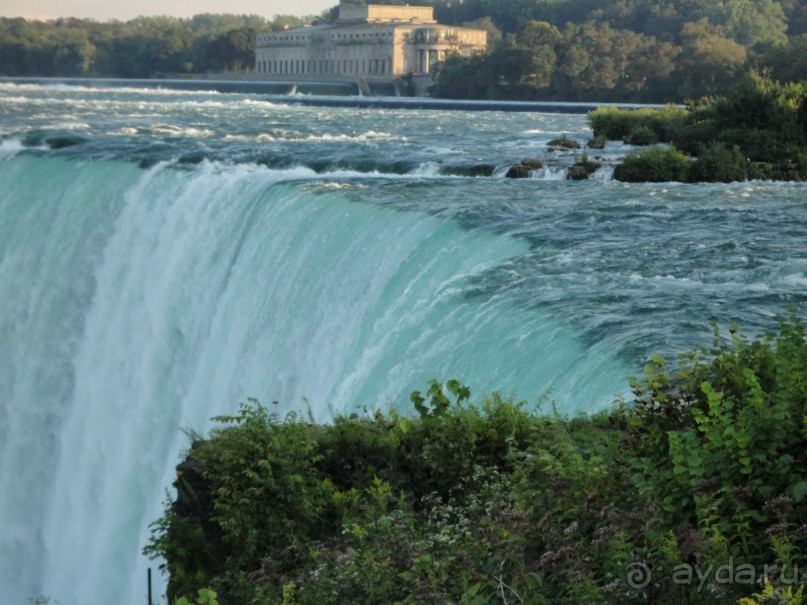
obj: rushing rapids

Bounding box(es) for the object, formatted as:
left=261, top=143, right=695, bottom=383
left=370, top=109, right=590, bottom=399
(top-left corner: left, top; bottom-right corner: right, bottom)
left=1, top=81, right=805, bottom=605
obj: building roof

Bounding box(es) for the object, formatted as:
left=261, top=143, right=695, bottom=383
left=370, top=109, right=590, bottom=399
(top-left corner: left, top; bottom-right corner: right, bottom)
left=338, top=4, right=436, bottom=24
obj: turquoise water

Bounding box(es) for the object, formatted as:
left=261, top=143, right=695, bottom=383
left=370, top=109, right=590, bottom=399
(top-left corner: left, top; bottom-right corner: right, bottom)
left=1, top=81, right=805, bottom=605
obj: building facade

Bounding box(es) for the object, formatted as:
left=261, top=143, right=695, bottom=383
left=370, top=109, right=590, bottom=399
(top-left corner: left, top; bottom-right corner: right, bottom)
left=254, top=5, right=486, bottom=87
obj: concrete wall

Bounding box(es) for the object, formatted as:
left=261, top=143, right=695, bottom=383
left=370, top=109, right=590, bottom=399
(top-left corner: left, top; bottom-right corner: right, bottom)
left=257, top=26, right=397, bottom=78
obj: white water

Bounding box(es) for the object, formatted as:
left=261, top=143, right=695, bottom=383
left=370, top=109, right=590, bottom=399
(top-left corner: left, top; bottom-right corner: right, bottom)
left=2, top=81, right=805, bottom=605
left=0, top=155, right=629, bottom=605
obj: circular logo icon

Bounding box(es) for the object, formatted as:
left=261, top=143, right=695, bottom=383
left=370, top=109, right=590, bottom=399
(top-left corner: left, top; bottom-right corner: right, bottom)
left=625, top=561, right=652, bottom=589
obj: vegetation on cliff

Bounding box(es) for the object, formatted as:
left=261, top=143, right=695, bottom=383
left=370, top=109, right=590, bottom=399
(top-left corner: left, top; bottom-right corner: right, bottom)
left=146, top=316, right=807, bottom=604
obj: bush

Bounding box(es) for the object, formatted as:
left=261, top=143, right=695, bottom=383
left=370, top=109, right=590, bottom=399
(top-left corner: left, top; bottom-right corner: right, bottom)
left=688, top=143, right=748, bottom=182
left=628, top=317, right=807, bottom=565
left=147, top=319, right=807, bottom=604
left=591, top=73, right=807, bottom=181
left=588, top=134, right=607, bottom=149
left=613, top=146, right=692, bottom=182
left=672, top=72, right=807, bottom=171
left=624, top=125, right=658, bottom=145
left=587, top=105, right=687, bottom=142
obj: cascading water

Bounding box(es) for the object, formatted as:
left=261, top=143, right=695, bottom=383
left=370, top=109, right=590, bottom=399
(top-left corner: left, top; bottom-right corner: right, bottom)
left=1, top=81, right=805, bottom=605
left=0, top=155, right=628, bottom=605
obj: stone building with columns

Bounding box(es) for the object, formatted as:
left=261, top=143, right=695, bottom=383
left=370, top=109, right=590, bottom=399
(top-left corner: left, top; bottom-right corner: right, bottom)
left=254, top=5, right=487, bottom=94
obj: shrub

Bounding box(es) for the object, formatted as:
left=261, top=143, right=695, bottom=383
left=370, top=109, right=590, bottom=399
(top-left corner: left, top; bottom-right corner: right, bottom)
left=630, top=319, right=807, bottom=578
left=688, top=143, right=748, bottom=182
left=148, top=320, right=807, bottom=605
left=592, top=73, right=807, bottom=181
left=588, top=134, right=607, bottom=149
left=673, top=72, right=807, bottom=171
left=613, top=146, right=692, bottom=182
left=624, top=125, right=658, bottom=145
left=587, top=105, right=687, bottom=142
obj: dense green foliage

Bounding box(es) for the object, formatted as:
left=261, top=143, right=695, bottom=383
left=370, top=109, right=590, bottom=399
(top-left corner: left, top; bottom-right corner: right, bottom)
left=592, top=72, right=807, bottom=181
left=613, top=147, right=692, bottom=182
left=3, top=0, right=807, bottom=101
left=0, top=14, right=305, bottom=77
left=420, top=0, right=807, bottom=101
left=147, top=318, right=807, bottom=604
left=588, top=105, right=688, bottom=142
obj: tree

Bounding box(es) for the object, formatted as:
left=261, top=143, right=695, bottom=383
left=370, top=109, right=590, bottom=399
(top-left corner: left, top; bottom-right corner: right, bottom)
left=460, top=16, right=502, bottom=46
left=762, top=34, right=807, bottom=82
left=708, top=0, right=788, bottom=48
left=206, top=27, right=256, bottom=72
left=675, top=19, right=748, bottom=97
left=50, top=28, right=95, bottom=75
left=780, top=0, right=807, bottom=35
left=555, top=23, right=619, bottom=94
left=514, top=21, right=562, bottom=88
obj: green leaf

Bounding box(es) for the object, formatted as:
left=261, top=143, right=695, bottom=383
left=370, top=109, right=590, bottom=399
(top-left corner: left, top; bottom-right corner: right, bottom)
left=410, top=391, right=427, bottom=417
left=466, top=582, right=482, bottom=596
left=792, top=480, right=807, bottom=503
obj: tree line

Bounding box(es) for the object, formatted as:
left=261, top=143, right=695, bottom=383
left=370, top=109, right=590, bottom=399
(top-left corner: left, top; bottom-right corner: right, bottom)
left=1, top=0, right=806, bottom=101
left=422, top=0, right=807, bottom=101
left=0, top=14, right=304, bottom=78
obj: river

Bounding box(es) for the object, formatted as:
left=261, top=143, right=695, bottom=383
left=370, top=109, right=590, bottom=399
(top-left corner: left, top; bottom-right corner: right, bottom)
left=0, top=80, right=805, bottom=605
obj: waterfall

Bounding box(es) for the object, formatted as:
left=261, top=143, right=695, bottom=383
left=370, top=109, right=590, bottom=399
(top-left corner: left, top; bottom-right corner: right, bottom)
left=0, top=154, right=627, bottom=605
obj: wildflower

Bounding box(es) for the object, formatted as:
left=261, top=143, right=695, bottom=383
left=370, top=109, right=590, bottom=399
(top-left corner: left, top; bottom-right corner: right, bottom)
left=763, top=495, right=793, bottom=520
